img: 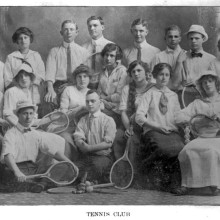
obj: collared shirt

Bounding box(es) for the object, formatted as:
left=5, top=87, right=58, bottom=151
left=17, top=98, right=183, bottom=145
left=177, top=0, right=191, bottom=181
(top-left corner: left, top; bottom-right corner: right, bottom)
left=175, top=95, right=220, bottom=124
left=135, top=86, right=180, bottom=133
left=0, top=61, right=4, bottom=93
left=119, top=84, right=149, bottom=111
left=98, top=64, right=127, bottom=113
left=83, top=36, right=113, bottom=74
left=73, top=110, right=116, bottom=155
left=45, top=41, right=89, bottom=83
left=209, top=58, right=220, bottom=78
left=3, top=50, right=45, bottom=88
left=60, top=85, right=89, bottom=111
left=1, top=124, right=65, bottom=163
left=123, top=40, right=160, bottom=69
left=181, top=50, right=216, bottom=83
left=3, top=86, right=33, bottom=126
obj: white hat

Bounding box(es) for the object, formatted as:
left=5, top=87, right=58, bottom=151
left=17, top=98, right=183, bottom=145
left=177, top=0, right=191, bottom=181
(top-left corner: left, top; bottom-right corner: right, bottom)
left=196, top=70, right=218, bottom=82
left=186, top=25, right=208, bottom=42
left=14, top=100, right=37, bottom=114
left=14, top=63, right=35, bottom=79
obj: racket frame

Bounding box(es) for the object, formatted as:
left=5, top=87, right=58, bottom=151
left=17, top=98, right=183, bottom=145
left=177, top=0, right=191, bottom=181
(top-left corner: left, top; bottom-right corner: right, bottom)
left=26, top=161, right=79, bottom=186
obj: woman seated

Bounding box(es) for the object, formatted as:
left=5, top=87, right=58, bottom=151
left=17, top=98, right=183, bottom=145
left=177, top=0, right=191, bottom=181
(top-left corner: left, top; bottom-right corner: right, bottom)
left=174, top=70, right=220, bottom=196
left=59, top=64, right=90, bottom=161
left=113, top=60, right=153, bottom=178
left=98, top=43, right=127, bottom=127
left=3, top=27, right=45, bottom=116
left=135, top=63, right=184, bottom=191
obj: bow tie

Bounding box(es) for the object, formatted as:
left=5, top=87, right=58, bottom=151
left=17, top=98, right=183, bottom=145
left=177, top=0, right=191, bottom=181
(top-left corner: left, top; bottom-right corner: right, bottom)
left=191, top=52, right=203, bottom=58
left=24, top=128, right=31, bottom=133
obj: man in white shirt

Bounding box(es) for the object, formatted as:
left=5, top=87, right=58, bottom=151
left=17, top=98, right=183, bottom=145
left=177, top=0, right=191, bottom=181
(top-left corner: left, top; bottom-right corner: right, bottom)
left=123, top=18, right=160, bottom=70
left=73, top=90, right=116, bottom=182
left=172, top=24, right=216, bottom=90
left=151, top=25, right=184, bottom=90
left=0, top=100, right=73, bottom=193
left=83, top=16, right=113, bottom=89
left=44, top=20, right=89, bottom=113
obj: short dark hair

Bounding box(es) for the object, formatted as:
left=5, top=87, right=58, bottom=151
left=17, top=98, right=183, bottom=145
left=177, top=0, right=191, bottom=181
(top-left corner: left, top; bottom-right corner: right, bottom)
left=101, top=43, right=123, bottom=61
left=87, top=16, right=104, bottom=25
left=12, top=27, right=34, bottom=44
left=131, top=18, right=148, bottom=29
left=61, top=20, right=78, bottom=30
left=164, top=25, right=181, bottom=37
left=73, top=64, right=90, bottom=79
left=86, top=89, right=99, bottom=97
left=127, top=60, right=150, bottom=77
left=152, top=63, right=172, bottom=79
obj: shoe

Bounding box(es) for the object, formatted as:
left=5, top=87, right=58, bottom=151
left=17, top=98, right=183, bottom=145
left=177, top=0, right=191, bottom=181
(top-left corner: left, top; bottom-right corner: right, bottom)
left=28, top=183, right=45, bottom=193
left=171, top=186, right=189, bottom=196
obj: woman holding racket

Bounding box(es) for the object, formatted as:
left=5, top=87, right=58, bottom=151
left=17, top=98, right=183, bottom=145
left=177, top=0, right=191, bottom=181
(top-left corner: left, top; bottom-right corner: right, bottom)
left=135, top=63, right=184, bottom=191
left=174, top=70, right=220, bottom=195
left=59, top=64, right=90, bottom=161
left=113, top=60, right=154, bottom=180
left=3, top=27, right=45, bottom=113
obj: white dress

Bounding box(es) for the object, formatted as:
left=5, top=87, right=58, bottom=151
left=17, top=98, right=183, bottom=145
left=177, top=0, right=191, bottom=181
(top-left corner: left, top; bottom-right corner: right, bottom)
left=175, top=96, right=220, bottom=188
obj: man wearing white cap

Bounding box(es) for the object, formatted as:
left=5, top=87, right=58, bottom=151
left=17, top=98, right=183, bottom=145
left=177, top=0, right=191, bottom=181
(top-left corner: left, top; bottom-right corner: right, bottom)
left=0, top=100, right=72, bottom=193
left=172, top=24, right=216, bottom=90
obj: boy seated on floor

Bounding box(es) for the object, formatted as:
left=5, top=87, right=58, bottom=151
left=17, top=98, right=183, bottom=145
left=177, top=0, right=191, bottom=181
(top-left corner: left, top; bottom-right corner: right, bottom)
left=73, top=90, right=116, bottom=184
left=0, top=100, right=73, bottom=193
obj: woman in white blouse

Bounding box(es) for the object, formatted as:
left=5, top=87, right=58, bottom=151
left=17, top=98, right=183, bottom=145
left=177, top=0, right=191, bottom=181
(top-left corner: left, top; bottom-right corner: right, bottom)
left=113, top=60, right=153, bottom=179
left=4, top=27, right=45, bottom=113
left=174, top=70, right=220, bottom=196
left=135, top=63, right=184, bottom=191
left=59, top=64, right=90, bottom=161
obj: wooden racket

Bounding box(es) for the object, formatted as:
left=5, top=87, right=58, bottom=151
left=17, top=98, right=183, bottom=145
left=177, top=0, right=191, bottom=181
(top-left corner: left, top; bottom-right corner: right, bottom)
left=190, top=114, right=220, bottom=138
left=36, top=110, right=69, bottom=134
left=181, top=61, right=202, bottom=108
left=47, top=182, right=114, bottom=194
left=26, top=161, right=79, bottom=186
left=110, top=135, right=134, bottom=190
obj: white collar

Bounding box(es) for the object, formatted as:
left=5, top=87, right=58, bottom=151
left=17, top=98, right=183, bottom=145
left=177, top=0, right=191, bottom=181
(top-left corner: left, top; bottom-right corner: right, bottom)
left=91, top=35, right=105, bottom=45
left=166, top=45, right=182, bottom=53
left=63, top=41, right=76, bottom=48
left=134, top=40, right=148, bottom=49
left=89, top=110, right=101, bottom=118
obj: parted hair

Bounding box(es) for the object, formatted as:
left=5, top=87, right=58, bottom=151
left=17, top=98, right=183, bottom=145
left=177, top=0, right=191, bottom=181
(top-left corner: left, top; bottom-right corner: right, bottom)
left=12, top=27, right=34, bottom=43
left=101, top=43, right=123, bottom=61
left=131, top=18, right=148, bottom=29
left=87, top=16, right=104, bottom=25
left=61, top=20, right=78, bottom=30
left=152, top=63, right=172, bottom=79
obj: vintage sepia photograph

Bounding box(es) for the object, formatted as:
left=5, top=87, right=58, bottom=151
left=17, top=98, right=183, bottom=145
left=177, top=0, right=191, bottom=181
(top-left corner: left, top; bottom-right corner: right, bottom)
left=0, top=1, right=220, bottom=218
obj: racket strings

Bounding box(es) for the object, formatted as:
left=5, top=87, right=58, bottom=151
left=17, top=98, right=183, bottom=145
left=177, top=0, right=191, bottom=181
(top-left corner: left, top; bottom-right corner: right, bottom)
left=49, top=163, right=77, bottom=184
left=111, top=160, right=133, bottom=189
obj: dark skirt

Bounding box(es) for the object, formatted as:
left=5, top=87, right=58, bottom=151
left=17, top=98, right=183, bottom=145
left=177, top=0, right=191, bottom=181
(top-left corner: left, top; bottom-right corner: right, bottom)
left=137, top=130, right=184, bottom=190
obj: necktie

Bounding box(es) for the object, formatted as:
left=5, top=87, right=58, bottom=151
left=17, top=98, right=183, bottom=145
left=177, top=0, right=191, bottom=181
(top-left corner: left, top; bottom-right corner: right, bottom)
left=66, top=44, right=72, bottom=80
left=92, top=43, right=96, bottom=72
left=159, top=92, right=168, bottom=115
left=88, top=114, right=94, bottom=131
left=24, top=128, right=31, bottom=133
left=137, top=46, right=142, bottom=61
left=191, top=51, right=203, bottom=58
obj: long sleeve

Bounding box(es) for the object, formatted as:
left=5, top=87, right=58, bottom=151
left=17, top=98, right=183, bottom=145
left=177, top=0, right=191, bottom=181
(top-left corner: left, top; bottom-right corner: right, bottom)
left=45, top=48, right=57, bottom=83
left=103, top=117, right=116, bottom=144
left=60, top=87, right=70, bottom=111
left=3, top=56, right=13, bottom=88
left=34, top=52, right=46, bottom=83
left=73, top=117, right=86, bottom=141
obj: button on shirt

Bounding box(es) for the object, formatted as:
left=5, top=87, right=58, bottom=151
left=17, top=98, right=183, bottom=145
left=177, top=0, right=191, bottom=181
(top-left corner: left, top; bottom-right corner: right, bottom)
left=83, top=36, right=113, bottom=74
left=123, top=40, right=160, bottom=69
left=73, top=110, right=116, bottom=155
left=135, top=86, right=180, bottom=133
left=98, top=64, right=127, bottom=114
left=1, top=125, right=65, bottom=163
left=45, top=41, right=89, bottom=83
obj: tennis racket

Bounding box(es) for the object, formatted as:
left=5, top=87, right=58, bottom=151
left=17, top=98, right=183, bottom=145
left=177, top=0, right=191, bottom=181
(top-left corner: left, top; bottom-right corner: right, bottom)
left=26, top=161, right=79, bottom=186
left=190, top=114, right=220, bottom=138
left=36, top=110, right=69, bottom=134
left=46, top=182, right=114, bottom=194
left=181, top=61, right=202, bottom=108
left=110, top=134, right=134, bottom=190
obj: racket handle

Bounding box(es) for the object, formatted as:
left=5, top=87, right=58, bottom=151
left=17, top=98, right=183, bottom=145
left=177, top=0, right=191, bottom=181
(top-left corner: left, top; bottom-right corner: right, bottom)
left=26, top=174, right=43, bottom=179
left=92, top=183, right=115, bottom=189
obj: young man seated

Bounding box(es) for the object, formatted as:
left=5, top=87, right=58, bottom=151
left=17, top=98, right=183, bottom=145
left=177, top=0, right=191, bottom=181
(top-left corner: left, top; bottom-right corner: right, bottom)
left=0, top=100, right=73, bottom=193
left=73, top=90, right=116, bottom=183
